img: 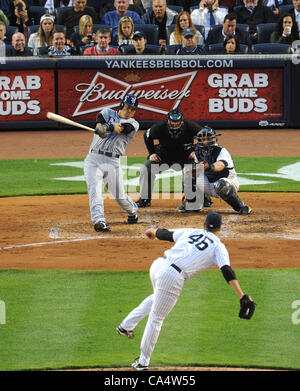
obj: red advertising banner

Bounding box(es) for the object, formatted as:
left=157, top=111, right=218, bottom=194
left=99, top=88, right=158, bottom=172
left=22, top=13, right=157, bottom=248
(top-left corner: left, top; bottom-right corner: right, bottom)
left=0, top=70, right=55, bottom=121
left=58, top=68, right=283, bottom=122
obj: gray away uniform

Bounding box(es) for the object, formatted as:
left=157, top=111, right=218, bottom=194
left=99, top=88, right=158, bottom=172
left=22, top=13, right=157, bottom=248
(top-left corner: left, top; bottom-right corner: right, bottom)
left=84, top=108, right=139, bottom=225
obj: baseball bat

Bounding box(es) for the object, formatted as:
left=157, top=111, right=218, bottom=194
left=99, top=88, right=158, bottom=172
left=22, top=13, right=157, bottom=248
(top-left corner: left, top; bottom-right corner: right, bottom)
left=46, top=112, right=95, bottom=132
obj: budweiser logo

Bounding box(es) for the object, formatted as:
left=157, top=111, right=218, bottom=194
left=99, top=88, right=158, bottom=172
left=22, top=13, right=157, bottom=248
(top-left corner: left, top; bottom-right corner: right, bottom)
left=73, top=71, right=197, bottom=117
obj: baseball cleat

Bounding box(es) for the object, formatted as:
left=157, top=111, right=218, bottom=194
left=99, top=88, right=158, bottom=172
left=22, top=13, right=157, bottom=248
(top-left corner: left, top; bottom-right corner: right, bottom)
left=136, top=198, right=151, bottom=208
left=94, top=221, right=111, bottom=232
left=178, top=202, right=200, bottom=213
left=239, top=206, right=252, bottom=215
left=128, top=214, right=138, bottom=224
left=131, top=360, right=148, bottom=371
left=116, top=326, right=134, bottom=339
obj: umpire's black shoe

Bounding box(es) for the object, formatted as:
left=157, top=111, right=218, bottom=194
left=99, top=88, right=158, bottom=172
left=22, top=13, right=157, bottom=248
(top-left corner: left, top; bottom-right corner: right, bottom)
left=136, top=198, right=151, bottom=208
left=204, top=195, right=213, bottom=207
left=239, top=206, right=252, bottom=215
left=94, top=221, right=111, bottom=232
left=128, top=214, right=138, bottom=224
left=178, top=202, right=200, bottom=213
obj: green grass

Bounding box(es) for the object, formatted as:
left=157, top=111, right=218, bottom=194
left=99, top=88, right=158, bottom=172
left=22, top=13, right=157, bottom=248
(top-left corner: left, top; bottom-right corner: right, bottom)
left=0, top=269, right=299, bottom=371
left=0, top=156, right=299, bottom=197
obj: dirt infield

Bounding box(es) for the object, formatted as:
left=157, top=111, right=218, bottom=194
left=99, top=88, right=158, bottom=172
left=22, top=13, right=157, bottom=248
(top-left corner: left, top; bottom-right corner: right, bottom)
left=0, top=129, right=299, bottom=270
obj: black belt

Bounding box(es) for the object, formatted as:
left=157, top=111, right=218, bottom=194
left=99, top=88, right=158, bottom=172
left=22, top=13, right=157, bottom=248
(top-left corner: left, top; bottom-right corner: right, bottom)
left=171, top=263, right=182, bottom=273
left=91, top=149, right=120, bottom=158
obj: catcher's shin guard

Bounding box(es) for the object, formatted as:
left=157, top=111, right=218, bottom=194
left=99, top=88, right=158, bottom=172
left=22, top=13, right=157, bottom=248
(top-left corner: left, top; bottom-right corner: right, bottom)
left=214, top=179, right=248, bottom=213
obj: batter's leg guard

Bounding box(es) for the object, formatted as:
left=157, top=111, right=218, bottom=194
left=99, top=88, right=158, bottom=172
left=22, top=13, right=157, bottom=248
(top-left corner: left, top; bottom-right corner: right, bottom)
left=214, top=179, right=251, bottom=215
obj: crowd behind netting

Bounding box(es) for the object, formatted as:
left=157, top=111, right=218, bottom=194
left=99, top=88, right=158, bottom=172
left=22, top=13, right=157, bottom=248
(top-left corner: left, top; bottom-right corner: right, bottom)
left=0, top=0, right=299, bottom=56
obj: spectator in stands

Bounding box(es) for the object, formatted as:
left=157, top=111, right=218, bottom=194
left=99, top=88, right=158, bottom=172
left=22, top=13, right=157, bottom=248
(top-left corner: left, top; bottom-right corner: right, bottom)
left=288, top=0, right=300, bottom=33
left=101, top=0, right=141, bottom=27
left=115, top=15, right=134, bottom=47
left=234, top=0, right=277, bottom=42
left=0, top=0, right=10, bottom=20
left=83, top=27, right=121, bottom=54
left=9, top=0, right=33, bottom=37
left=70, top=14, right=95, bottom=52
left=6, top=32, right=33, bottom=56
left=44, top=0, right=74, bottom=16
left=60, top=0, right=99, bottom=39
left=174, top=27, right=206, bottom=54
left=190, top=0, right=227, bottom=39
left=0, top=21, right=10, bottom=44
left=28, top=14, right=57, bottom=55
left=142, top=0, right=178, bottom=49
left=47, top=30, right=75, bottom=55
left=0, top=10, right=9, bottom=26
left=205, top=12, right=252, bottom=47
left=129, top=0, right=146, bottom=17
left=121, top=29, right=161, bottom=53
left=223, top=34, right=241, bottom=53
left=270, top=12, right=299, bottom=43
left=169, top=10, right=204, bottom=45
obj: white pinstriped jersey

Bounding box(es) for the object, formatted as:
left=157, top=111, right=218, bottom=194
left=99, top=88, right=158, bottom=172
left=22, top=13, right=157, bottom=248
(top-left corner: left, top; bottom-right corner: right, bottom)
left=195, top=146, right=238, bottom=183
left=163, top=228, right=230, bottom=280
left=89, top=108, right=139, bottom=156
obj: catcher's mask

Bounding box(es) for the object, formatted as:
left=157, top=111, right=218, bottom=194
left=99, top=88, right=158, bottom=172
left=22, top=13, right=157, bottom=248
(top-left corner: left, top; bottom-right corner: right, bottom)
left=195, top=126, right=221, bottom=154
left=119, top=94, right=139, bottom=110
left=167, top=108, right=184, bottom=139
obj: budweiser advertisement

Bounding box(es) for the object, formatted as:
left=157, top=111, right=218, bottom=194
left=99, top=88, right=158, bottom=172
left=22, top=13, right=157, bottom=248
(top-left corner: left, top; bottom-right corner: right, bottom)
left=0, top=70, right=55, bottom=121
left=58, top=68, right=284, bottom=121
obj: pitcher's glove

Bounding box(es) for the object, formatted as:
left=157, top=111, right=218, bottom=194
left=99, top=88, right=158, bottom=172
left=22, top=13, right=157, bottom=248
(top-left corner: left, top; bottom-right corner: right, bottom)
left=95, top=124, right=108, bottom=139
left=239, top=294, right=256, bottom=320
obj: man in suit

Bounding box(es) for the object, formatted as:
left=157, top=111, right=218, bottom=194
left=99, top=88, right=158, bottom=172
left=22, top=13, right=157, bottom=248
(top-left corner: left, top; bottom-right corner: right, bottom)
left=234, top=0, right=277, bottom=42
left=288, top=0, right=300, bottom=32
left=205, top=12, right=252, bottom=47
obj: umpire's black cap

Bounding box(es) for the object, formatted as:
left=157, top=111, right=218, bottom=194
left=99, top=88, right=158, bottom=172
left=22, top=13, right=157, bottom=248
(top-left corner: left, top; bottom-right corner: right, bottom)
left=205, top=212, right=222, bottom=230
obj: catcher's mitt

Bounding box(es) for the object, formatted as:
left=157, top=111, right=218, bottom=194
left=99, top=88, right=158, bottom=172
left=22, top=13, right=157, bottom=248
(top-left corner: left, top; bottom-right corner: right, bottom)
left=239, top=294, right=256, bottom=320
left=95, top=124, right=108, bottom=139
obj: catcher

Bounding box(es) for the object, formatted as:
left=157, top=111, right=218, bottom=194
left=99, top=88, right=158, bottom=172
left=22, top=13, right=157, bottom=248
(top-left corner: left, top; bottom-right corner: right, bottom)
left=83, top=94, right=139, bottom=232
left=178, top=126, right=252, bottom=214
left=116, top=212, right=256, bottom=371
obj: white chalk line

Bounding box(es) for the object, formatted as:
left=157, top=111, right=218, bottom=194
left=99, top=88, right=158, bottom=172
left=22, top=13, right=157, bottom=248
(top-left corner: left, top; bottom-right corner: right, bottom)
left=1, top=213, right=300, bottom=252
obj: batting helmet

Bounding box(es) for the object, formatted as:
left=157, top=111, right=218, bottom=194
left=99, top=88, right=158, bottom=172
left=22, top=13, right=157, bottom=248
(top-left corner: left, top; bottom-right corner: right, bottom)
left=166, top=108, right=184, bottom=139
left=195, top=126, right=221, bottom=153
left=119, top=94, right=139, bottom=110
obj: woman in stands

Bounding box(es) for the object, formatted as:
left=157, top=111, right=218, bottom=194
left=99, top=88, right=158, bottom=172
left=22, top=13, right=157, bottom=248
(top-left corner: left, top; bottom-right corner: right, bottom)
left=169, top=10, right=204, bottom=45
left=70, top=14, right=95, bottom=52
left=27, top=14, right=56, bottom=55
left=223, top=35, right=241, bottom=54
left=115, top=15, right=134, bottom=48
left=270, top=13, right=299, bottom=44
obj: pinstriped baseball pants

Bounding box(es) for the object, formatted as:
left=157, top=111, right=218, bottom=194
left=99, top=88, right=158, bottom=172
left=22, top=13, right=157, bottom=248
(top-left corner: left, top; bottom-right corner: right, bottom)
left=121, top=257, right=185, bottom=367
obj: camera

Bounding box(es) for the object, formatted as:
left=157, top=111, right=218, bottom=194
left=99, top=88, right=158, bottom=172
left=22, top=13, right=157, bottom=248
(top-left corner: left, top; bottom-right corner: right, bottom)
left=17, top=2, right=24, bottom=12
left=87, top=34, right=93, bottom=40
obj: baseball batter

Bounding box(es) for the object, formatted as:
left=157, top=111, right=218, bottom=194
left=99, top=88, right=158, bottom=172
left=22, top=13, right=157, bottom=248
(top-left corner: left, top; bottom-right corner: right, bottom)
left=179, top=126, right=251, bottom=214
left=116, top=212, right=255, bottom=370
left=83, top=94, right=139, bottom=232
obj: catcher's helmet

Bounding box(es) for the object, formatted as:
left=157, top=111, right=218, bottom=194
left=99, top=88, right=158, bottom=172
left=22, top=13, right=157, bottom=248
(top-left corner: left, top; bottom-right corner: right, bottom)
left=195, top=126, right=221, bottom=153
left=166, top=108, right=184, bottom=139
left=119, top=94, right=139, bottom=110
